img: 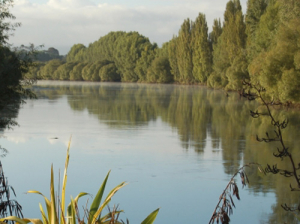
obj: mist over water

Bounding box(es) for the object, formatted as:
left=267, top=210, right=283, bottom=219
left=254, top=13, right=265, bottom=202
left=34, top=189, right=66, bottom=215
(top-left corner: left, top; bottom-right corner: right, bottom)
left=1, top=81, right=300, bottom=223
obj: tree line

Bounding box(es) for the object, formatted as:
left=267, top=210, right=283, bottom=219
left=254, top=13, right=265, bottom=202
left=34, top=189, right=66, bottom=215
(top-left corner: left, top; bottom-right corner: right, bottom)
left=33, top=0, right=300, bottom=103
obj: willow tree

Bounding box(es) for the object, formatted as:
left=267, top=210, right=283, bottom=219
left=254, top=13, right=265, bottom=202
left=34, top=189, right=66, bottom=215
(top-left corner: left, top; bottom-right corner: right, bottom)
left=135, top=44, right=157, bottom=82
left=53, top=62, right=77, bottom=80
left=66, top=44, right=86, bottom=62
left=39, top=59, right=63, bottom=80
left=69, top=62, right=87, bottom=81
left=99, top=63, right=120, bottom=82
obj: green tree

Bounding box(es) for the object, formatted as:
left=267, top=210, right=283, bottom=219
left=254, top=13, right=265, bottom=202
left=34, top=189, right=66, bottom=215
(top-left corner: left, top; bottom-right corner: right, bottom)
left=0, top=0, right=36, bottom=156
left=176, top=19, right=193, bottom=83
left=99, top=63, right=120, bottom=82
left=209, top=19, right=222, bottom=51
left=39, top=59, right=63, bottom=80
left=245, top=0, right=268, bottom=49
left=66, top=44, right=86, bottom=62
left=69, top=62, right=87, bottom=81
left=53, top=62, right=77, bottom=80
left=146, top=56, right=172, bottom=83
left=210, top=0, right=247, bottom=90
left=191, top=13, right=212, bottom=83
left=135, top=45, right=157, bottom=82
left=168, top=36, right=180, bottom=82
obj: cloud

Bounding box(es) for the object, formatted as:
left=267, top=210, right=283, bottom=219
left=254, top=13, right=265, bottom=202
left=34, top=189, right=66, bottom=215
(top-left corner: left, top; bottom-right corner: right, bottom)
left=9, top=0, right=247, bottom=55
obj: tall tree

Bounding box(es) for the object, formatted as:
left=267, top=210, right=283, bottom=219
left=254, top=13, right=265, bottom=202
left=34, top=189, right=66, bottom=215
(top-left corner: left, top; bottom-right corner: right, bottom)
left=209, top=18, right=222, bottom=51
left=247, top=0, right=280, bottom=87
left=191, top=13, right=212, bottom=83
left=0, top=0, right=36, bottom=132
left=248, top=0, right=300, bottom=102
left=176, top=19, right=194, bottom=83
left=210, top=0, right=247, bottom=90
left=168, top=36, right=180, bottom=82
left=245, top=0, right=268, bottom=61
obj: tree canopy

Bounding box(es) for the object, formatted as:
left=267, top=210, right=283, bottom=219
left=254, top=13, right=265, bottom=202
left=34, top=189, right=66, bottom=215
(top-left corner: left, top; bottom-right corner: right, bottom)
left=32, top=0, right=300, bottom=104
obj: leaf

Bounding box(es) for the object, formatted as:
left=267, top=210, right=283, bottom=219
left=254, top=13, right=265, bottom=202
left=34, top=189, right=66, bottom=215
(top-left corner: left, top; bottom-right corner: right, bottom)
left=61, top=138, right=71, bottom=224
left=99, top=210, right=123, bottom=223
left=90, top=181, right=126, bottom=224
left=67, top=192, right=88, bottom=224
left=229, top=195, right=235, bottom=208
left=141, top=208, right=160, bottom=224
left=0, top=216, right=28, bottom=224
left=23, top=219, right=44, bottom=224
left=88, top=171, right=111, bottom=224
left=68, top=197, right=77, bottom=224
left=39, top=203, right=49, bottom=224
left=50, top=165, right=58, bottom=224
left=27, top=191, right=51, bottom=221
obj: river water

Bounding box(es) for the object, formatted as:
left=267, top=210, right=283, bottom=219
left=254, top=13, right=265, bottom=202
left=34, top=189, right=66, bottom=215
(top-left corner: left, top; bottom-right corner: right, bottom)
left=1, top=81, right=300, bottom=223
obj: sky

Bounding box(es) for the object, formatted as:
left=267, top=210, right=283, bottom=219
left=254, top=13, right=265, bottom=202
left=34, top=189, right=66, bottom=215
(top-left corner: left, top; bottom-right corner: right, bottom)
left=9, top=0, right=248, bottom=55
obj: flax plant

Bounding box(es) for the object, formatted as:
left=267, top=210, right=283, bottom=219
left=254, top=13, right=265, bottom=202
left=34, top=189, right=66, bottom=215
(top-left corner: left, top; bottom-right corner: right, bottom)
left=0, top=139, right=159, bottom=224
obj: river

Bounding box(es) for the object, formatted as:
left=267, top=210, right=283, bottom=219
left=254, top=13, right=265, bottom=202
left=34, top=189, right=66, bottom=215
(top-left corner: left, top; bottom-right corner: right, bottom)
left=1, top=81, right=300, bottom=223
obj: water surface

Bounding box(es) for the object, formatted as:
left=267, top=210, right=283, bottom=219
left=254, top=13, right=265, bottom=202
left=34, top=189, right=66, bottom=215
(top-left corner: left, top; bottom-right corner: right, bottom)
left=1, top=81, right=300, bottom=223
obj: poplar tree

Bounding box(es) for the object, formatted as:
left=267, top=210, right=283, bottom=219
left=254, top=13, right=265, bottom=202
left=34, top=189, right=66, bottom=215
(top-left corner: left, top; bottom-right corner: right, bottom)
left=191, top=13, right=212, bottom=83
left=211, top=0, right=247, bottom=90
left=168, top=37, right=180, bottom=82
left=176, top=19, right=194, bottom=83
left=247, top=0, right=280, bottom=87
left=209, top=19, right=222, bottom=51
left=248, top=0, right=300, bottom=102
left=245, top=0, right=268, bottom=61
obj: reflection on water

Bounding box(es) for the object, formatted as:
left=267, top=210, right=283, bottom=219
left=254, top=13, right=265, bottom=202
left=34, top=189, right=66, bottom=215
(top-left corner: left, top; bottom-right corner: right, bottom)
left=2, top=81, right=300, bottom=223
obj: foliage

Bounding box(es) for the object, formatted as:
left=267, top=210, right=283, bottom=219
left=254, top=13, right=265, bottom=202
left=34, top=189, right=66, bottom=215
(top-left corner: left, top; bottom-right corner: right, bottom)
left=241, top=81, right=300, bottom=218
left=28, top=0, right=300, bottom=104
left=99, top=63, right=120, bottom=82
left=209, top=0, right=247, bottom=90
left=210, top=80, right=300, bottom=223
left=209, top=163, right=265, bottom=224
left=0, top=140, right=159, bottom=224
left=0, top=0, right=20, bottom=44
left=175, top=19, right=193, bottom=84
left=34, top=48, right=63, bottom=62
left=0, top=161, right=23, bottom=219
left=0, top=0, right=37, bottom=146
left=191, top=13, right=212, bottom=83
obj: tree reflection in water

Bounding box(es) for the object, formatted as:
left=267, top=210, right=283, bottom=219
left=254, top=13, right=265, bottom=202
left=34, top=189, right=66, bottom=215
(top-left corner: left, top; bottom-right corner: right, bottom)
left=34, top=81, right=300, bottom=223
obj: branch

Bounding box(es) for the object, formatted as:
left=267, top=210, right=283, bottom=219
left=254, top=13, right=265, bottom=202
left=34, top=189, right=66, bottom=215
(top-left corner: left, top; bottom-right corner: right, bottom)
left=209, top=163, right=265, bottom=224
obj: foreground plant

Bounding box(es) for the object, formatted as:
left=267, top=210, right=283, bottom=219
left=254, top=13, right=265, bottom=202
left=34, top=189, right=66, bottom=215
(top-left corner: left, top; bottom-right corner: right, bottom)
left=208, top=163, right=265, bottom=224
left=210, top=81, right=300, bottom=223
left=0, top=140, right=159, bottom=224
left=241, top=81, right=300, bottom=217
left=0, top=161, right=23, bottom=219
